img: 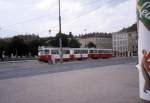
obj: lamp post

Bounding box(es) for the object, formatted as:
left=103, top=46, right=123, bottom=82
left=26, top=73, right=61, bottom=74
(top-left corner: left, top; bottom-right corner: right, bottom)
left=58, top=0, right=63, bottom=63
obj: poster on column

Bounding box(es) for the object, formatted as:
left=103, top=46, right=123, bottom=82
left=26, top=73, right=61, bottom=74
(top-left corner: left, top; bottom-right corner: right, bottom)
left=137, top=0, right=150, bottom=101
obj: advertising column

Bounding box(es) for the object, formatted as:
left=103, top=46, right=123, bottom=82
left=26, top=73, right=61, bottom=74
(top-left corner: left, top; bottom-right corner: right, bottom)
left=137, top=0, right=150, bottom=102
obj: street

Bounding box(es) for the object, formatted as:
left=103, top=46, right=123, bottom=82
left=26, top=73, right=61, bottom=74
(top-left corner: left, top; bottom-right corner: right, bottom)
left=0, top=57, right=139, bottom=103
left=0, top=57, right=137, bottom=80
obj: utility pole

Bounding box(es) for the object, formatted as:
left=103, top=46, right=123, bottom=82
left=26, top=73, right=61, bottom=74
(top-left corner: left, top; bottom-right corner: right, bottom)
left=84, top=29, right=87, bottom=48
left=58, top=0, right=63, bottom=63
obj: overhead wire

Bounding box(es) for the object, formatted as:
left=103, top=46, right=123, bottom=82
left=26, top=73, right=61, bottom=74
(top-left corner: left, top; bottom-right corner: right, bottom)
left=1, top=0, right=103, bottom=36
left=38, top=1, right=103, bottom=34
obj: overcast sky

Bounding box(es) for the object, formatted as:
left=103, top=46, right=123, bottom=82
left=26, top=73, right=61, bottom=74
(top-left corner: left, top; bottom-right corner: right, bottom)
left=0, top=0, right=136, bottom=37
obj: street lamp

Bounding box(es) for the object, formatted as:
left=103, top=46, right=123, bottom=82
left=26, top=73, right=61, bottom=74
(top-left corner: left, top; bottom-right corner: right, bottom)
left=58, top=0, right=63, bottom=63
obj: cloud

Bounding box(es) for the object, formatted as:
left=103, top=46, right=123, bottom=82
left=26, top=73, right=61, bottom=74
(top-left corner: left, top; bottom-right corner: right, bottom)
left=62, top=0, right=136, bottom=35
left=34, top=0, right=56, bottom=10
left=0, top=0, right=15, bottom=10
left=0, top=0, right=136, bottom=37
left=62, top=1, right=82, bottom=13
left=108, top=0, right=129, bottom=7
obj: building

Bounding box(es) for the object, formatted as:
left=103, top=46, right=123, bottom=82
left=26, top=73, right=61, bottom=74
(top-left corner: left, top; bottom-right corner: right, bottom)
left=112, top=24, right=138, bottom=57
left=77, top=32, right=112, bottom=49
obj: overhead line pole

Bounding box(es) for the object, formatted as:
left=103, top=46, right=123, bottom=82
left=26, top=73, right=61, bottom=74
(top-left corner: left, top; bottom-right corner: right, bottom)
left=58, top=0, right=63, bottom=63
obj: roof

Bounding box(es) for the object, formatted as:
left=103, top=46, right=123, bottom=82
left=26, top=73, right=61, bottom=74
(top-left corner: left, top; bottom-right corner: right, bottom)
left=78, top=32, right=112, bottom=38
left=112, top=23, right=137, bottom=35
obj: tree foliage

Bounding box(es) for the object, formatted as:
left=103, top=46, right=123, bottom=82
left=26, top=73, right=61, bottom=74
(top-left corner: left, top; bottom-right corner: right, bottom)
left=28, top=39, right=43, bottom=56
left=0, top=39, right=7, bottom=59
left=0, top=32, right=81, bottom=60
left=87, top=42, right=96, bottom=48
left=68, top=33, right=80, bottom=48
left=10, top=36, right=27, bottom=57
left=49, top=32, right=80, bottom=48
left=49, top=33, right=69, bottom=47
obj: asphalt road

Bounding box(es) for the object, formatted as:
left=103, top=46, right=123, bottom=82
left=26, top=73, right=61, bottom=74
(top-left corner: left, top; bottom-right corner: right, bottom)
left=0, top=57, right=139, bottom=103
left=0, top=57, right=137, bottom=80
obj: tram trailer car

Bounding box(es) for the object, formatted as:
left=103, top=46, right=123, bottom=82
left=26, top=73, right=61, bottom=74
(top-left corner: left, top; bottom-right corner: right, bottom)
left=38, top=47, right=112, bottom=62
left=38, top=47, right=71, bottom=62
left=88, top=48, right=112, bottom=59
left=72, top=48, right=89, bottom=60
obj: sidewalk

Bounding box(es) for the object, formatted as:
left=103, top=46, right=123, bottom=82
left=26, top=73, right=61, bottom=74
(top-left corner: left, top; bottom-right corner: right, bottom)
left=0, top=64, right=139, bottom=103
left=0, top=59, right=37, bottom=64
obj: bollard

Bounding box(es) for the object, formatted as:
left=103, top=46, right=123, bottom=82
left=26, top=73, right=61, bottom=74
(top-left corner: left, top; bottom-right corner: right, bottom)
left=137, top=0, right=150, bottom=102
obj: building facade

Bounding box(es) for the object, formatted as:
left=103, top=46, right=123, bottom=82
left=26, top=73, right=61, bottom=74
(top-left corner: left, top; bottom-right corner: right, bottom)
left=112, top=31, right=138, bottom=57
left=77, top=33, right=112, bottom=49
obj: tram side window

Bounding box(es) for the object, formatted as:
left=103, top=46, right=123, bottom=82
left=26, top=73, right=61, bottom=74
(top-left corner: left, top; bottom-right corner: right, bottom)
left=105, top=50, right=108, bottom=53
left=44, top=49, right=50, bottom=55
left=90, top=50, right=94, bottom=53
left=94, top=50, right=97, bottom=53
left=74, top=50, right=80, bottom=54
left=86, top=50, right=88, bottom=54
left=63, top=50, right=70, bottom=54
left=51, top=50, right=59, bottom=54
left=84, top=50, right=88, bottom=54
left=103, top=50, right=108, bottom=54
left=101, top=50, right=105, bottom=54
left=74, top=50, right=77, bottom=54
left=67, top=50, right=70, bottom=54
left=98, top=50, right=102, bottom=53
left=82, top=50, right=88, bottom=54
left=106, top=50, right=112, bottom=53
left=101, top=50, right=112, bottom=54
left=80, top=50, right=83, bottom=54
left=109, top=50, right=112, bottom=53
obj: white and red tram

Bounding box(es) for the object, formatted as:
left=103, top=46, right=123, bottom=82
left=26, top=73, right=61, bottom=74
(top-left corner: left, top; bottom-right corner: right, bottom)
left=88, top=48, right=112, bottom=59
left=38, top=46, right=112, bottom=62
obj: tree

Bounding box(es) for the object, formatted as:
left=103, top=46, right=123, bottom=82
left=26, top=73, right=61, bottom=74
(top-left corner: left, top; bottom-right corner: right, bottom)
left=49, top=32, right=81, bottom=48
left=69, top=38, right=81, bottom=48
left=0, top=40, right=7, bottom=60
left=68, top=32, right=80, bottom=48
left=28, top=39, right=43, bottom=56
left=49, top=33, right=69, bottom=47
left=11, top=36, right=27, bottom=57
left=87, top=42, right=96, bottom=48
left=0, top=34, right=51, bottom=58
left=5, top=42, right=12, bottom=58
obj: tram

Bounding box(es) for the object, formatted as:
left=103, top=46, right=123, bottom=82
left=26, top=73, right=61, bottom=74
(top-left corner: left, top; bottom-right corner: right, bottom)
left=38, top=46, right=112, bottom=62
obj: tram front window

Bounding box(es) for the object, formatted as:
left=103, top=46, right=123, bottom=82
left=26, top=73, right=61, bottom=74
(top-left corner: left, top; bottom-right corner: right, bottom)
left=44, top=49, right=50, bottom=55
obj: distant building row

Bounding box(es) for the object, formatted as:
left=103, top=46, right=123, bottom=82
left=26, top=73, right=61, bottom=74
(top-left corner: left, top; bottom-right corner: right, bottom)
left=77, top=33, right=112, bottom=49
left=112, top=30, right=138, bottom=57
left=76, top=24, right=138, bottom=57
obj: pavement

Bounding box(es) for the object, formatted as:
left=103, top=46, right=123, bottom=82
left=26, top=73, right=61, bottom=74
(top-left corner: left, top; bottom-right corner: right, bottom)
left=0, top=60, right=37, bottom=64
left=0, top=62, right=139, bottom=103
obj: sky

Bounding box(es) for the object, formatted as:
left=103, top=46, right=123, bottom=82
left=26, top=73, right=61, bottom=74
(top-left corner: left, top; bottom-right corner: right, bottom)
left=0, top=0, right=136, bottom=37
